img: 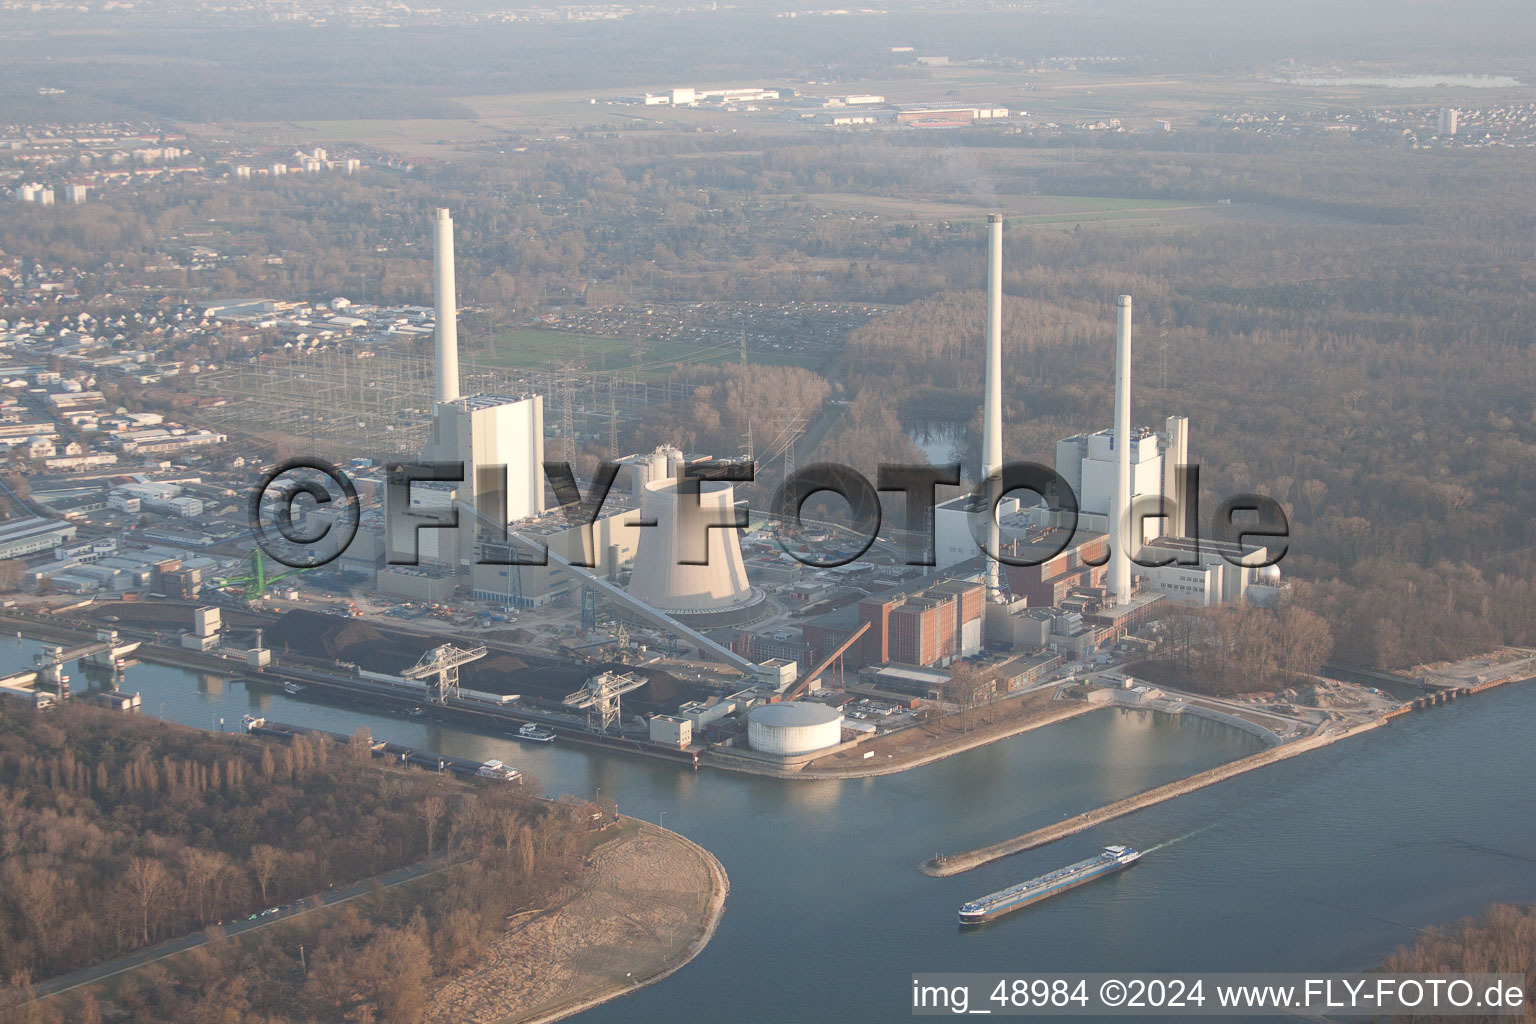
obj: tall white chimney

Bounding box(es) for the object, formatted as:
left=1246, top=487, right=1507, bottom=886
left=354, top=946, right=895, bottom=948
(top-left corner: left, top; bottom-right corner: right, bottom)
left=1112, top=294, right=1133, bottom=602
left=432, top=207, right=461, bottom=404
left=983, top=213, right=1004, bottom=599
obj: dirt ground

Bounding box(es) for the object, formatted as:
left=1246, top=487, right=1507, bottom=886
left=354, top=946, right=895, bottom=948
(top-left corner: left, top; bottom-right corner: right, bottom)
left=425, top=822, right=727, bottom=1024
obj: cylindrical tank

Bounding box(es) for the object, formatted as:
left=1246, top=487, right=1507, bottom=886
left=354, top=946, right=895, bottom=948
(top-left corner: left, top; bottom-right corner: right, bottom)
left=661, top=445, right=685, bottom=479
left=647, top=448, right=670, bottom=484
left=747, top=702, right=843, bottom=756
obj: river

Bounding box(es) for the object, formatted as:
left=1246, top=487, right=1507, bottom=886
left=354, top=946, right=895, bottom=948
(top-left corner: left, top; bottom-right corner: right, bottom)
left=908, top=420, right=970, bottom=475
left=6, top=637, right=1534, bottom=1022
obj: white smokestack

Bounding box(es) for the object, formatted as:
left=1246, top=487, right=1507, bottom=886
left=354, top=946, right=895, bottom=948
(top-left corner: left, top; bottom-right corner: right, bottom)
left=432, top=207, right=461, bottom=404
left=1112, top=294, right=1133, bottom=602
left=983, top=213, right=1004, bottom=599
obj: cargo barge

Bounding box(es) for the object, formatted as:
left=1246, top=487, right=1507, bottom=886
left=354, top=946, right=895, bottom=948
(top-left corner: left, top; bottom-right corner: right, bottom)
left=959, top=845, right=1141, bottom=924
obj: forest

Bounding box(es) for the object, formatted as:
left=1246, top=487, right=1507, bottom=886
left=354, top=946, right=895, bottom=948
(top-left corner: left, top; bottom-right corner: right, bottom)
left=1380, top=902, right=1536, bottom=1024
left=1142, top=605, right=1335, bottom=696
left=0, top=704, right=593, bottom=1023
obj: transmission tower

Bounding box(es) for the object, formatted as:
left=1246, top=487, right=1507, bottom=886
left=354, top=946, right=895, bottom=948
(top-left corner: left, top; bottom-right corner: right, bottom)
left=557, top=363, right=576, bottom=462
left=608, top=389, right=619, bottom=458
left=764, top=411, right=805, bottom=546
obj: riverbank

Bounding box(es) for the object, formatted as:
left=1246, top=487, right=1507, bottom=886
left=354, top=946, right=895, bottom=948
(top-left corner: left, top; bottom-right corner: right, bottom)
left=425, top=819, right=729, bottom=1024
left=801, top=697, right=1100, bottom=780
left=701, top=691, right=1101, bottom=781
left=920, top=717, right=1384, bottom=877
left=0, top=609, right=1101, bottom=783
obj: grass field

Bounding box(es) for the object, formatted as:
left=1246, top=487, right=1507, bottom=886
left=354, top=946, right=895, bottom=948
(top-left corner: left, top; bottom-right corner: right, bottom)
left=469, top=328, right=828, bottom=377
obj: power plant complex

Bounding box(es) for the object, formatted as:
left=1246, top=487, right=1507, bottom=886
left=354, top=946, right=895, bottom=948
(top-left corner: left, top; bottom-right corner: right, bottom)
left=302, top=207, right=1283, bottom=769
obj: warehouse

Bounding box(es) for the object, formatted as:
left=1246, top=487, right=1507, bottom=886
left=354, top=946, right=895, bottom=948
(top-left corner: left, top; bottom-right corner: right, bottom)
left=0, top=515, right=76, bottom=559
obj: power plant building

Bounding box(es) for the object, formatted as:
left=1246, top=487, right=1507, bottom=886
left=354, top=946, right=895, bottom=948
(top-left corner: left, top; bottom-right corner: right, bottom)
left=1053, top=414, right=1190, bottom=538
left=422, top=393, right=547, bottom=526
left=469, top=504, right=646, bottom=607
left=823, top=577, right=985, bottom=670
left=387, top=208, right=548, bottom=569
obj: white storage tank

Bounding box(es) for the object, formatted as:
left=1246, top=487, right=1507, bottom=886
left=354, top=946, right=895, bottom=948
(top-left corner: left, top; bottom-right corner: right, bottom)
left=747, top=702, right=843, bottom=757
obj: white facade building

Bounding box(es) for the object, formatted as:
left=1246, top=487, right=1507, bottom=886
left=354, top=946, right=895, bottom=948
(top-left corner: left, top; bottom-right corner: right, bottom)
left=391, top=393, right=547, bottom=568
left=422, top=393, right=546, bottom=525
left=1058, top=427, right=1164, bottom=522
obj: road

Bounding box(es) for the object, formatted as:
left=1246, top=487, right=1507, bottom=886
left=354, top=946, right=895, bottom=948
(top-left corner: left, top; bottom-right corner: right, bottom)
left=35, top=857, right=456, bottom=999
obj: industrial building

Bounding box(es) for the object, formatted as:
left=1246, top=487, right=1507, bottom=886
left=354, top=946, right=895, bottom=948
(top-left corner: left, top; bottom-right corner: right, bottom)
left=1000, top=527, right=1110, bottom=607
left=648, top=714, right=693, bottom=748
left=895, top=106, right=1010, bottom=127
left=1137, top=535, right=1275, bottom=606
left=407, top=391, right=546, bottom=568
left=469, top=502, right=645, bottom=607
left=385, top=209, right=547, bottom=571
left=800, top=576, right=985, bottom=672
left=0, top=516, right=77, bottom=559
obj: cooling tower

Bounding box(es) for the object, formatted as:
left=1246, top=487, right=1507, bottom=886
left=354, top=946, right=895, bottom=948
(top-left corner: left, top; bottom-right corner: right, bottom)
left=627, top=478, right=763, bottom=624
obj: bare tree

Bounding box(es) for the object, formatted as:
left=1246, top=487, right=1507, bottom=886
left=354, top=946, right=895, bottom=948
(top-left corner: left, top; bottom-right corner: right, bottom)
left=945, top=662, right=995, bottom=733
left=422, top=796, right=444, bottom=857
left=249, top=845, right=281, bottom=905
left=6, top=865, right=64, bottom=960
left=124, top=857, right=170, bottom=944
left=182, top=848, right=232, bottom=927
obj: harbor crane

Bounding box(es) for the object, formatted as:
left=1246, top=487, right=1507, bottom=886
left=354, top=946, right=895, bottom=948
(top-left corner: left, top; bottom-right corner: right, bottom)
left=403, top=644, right=487, bottom=703
left=563, top=670, right=647, bottom=734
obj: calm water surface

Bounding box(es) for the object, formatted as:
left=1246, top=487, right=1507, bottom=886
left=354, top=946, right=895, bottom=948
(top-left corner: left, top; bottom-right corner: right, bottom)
left=7, top=638, right=1534, bottom=1022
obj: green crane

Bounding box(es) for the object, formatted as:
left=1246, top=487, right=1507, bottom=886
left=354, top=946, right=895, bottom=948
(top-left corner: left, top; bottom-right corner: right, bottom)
left=212, top=548, right=313, bottom=602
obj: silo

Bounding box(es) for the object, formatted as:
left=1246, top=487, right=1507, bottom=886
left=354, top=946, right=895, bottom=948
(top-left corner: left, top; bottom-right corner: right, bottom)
left=648, top=447, right=672, bottom=484
left=661, top=445, right=685, bottom=479
left=747, top=702, right=844, bottom=756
